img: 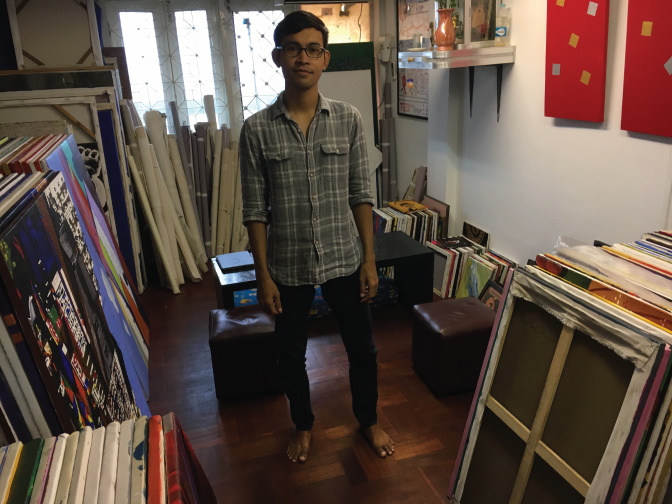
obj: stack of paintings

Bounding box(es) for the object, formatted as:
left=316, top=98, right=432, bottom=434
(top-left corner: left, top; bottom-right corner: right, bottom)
left=0, top=133, right=148, bottom=445
left=449, top=230, right=672, bottom=503
left=426, top=223, right=516, bottom=300
left=0, top=412, right=215, bottom=504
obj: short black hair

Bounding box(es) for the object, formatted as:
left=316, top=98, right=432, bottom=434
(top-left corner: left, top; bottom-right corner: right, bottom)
left=274, top=11, right=329, bottom=48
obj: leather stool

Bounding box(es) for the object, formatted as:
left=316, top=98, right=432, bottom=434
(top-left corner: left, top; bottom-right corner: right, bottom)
left=412, top=297, right=496, bottom=396
left=209, top=305, right=282, bottom=401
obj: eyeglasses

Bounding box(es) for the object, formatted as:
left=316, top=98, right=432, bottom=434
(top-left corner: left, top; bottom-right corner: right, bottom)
left=276, top=44, right=326, bottom=59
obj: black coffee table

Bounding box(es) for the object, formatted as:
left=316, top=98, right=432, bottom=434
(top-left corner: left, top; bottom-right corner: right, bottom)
left=212, top=231, right=434, bottom=310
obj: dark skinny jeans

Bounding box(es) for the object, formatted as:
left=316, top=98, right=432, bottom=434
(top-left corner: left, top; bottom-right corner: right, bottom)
left=274, top=268, right=378, bottom=431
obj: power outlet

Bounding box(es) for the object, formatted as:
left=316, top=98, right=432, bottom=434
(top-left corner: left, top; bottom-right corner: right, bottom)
left=378, top=35, right=393, bottom=62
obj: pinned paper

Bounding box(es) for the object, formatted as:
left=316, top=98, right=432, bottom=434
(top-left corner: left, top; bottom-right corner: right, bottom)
left=552, top=63, right=561, bottom=76
left=557, top=0, right=565, bottom=5
left=642, top=21, right=653, bottom=37
left=580, top=70, right=591, bottom=85
left=587, top=2, right=598, bottom=16
left=569, top=33, right=579, bottom=48
left=665, top=56, right=672, bottom=76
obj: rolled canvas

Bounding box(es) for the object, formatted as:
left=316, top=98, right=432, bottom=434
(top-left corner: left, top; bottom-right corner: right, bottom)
left=149, top=146, right=183, bottom=286
left=135, top=127, right=179, bottom=294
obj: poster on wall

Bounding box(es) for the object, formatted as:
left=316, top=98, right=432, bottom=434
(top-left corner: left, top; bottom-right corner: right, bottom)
left=544, top=0, right=611, bottom=122
left=398, top=69, right=429, bottom=117
left=397, top=0, right=434, bottom=119
left=621, top=0, right=672, bottom=138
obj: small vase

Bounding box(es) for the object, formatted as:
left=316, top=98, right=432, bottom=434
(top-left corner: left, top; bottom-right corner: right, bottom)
left=436, top=8, right=456, bottom=51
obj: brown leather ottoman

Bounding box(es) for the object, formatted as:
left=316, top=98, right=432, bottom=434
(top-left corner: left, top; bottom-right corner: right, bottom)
left=412, top=297, right=496, bottom=396
left=209, top=305, right=282, bottom=401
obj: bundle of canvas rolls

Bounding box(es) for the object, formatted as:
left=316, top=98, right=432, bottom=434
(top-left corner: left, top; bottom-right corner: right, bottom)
left=119, top=96, right=247, bottom=294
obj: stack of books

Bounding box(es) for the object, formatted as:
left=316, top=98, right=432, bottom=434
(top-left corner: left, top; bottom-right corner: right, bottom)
left=0, top=412, right=215, bottom=504
left=372, top=200, right=441, bottom=246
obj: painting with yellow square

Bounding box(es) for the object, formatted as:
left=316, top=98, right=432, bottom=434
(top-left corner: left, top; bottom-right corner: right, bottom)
left=569, top=33, right=579, bottom=48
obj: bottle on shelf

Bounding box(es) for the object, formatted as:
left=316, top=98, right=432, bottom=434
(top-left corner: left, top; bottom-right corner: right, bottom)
left=495, top=4, right=511, bottom=47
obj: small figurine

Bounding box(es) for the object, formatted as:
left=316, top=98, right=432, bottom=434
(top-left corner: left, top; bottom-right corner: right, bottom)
left=429, top=21, right=436, bottom=49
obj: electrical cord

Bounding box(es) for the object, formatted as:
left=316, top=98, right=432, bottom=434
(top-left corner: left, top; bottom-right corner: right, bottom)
left=358, top=3, right=363, bottom=42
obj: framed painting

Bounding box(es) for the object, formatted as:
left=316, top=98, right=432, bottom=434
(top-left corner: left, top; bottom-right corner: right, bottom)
left=621, top=0, right=672, bottom=138
left=427, top=242, right=455, bottom=298
left=479, top=279, right=503, bottom=311
left=544, top=0, right=611, bottom=122
left=469, top=0, right=497, bottom=47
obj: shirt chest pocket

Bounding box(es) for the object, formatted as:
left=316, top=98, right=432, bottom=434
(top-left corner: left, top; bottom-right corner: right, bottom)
left=319, top=142, right=349, bottom=183
left=264, top=148, right=296, bottom=189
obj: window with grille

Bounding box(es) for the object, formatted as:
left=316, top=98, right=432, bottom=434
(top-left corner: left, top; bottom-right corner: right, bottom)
left=232, top=5, right=370, bottom=121
left=105, top=0, right=229, bottom=131
left=233, top=10, right=285, bottom=121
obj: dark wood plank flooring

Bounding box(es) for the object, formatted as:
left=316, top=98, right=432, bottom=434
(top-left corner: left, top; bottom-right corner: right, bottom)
left=141, top=271, right=472, bottom=503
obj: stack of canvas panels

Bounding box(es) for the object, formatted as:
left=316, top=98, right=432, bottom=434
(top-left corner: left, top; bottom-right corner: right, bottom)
left=0, top=134, right=149, bottom=446
left=0, top=413, right=215, bottom=504
left=0, top=68, right=144, bottom=294
left=449, top=231, right=672, bottom=503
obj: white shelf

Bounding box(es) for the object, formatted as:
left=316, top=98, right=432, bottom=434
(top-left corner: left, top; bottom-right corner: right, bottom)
left=398, top=46, right=516, bottom=70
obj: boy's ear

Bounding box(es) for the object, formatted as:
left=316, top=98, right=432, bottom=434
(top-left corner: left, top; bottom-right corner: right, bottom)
left=272, top=48, right=281, bottom=67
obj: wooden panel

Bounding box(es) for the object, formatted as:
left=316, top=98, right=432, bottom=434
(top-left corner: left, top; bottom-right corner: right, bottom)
left=490, top=299, right=564, bottom=429
left=461, top=408, right=527, bottom=504
left=510, top=326, right=574, bottom=503
left=542, top=329, right=635, bottom=482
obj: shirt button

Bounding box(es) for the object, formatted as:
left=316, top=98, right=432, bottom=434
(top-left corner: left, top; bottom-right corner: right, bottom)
left=307, top=150, right=312, bottom=155
left=315, top=240, right=319, bottom=245
left=312, top=195, right=317, bottom=199
left=313, top=217, right=317, bottom=222
left=335, top=148, right=340, bottom=153
left=275, top=156, right=280, bottom=160
left=309, top=173, right=314, bottom=178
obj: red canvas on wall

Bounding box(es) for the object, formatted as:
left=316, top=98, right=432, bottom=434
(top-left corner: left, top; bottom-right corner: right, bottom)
left=545, top=0, right=611, bottom=122
left=621, top=0, right=672, bottom=138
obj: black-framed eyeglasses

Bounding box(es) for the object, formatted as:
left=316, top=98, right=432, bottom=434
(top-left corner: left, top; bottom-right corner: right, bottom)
left=276, top=44, right=326, bottom=59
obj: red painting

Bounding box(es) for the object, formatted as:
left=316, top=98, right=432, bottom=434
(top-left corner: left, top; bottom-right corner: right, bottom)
left=621, top=0, right=672, bottom=138
left=544, top=0, right=610, bottom=122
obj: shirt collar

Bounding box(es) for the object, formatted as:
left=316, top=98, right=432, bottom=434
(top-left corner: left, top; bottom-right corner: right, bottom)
left=271, top=91, right=332, bottom=119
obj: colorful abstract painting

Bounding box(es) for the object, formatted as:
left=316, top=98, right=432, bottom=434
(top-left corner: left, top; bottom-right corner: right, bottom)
left=45, top=137, right=149, bottom=404
left=0, top=174, right=141, bottom=432
left=621, top=0, right=672, bottom=138
left=545, top=0, right=611, bottom=122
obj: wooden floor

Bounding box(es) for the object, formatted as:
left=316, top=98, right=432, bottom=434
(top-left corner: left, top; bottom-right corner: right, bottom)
left=141, top=271, right=473, bottom=504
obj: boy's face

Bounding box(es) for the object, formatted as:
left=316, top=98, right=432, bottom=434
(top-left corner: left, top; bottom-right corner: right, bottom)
left=273, top=28, right=330, bottom=92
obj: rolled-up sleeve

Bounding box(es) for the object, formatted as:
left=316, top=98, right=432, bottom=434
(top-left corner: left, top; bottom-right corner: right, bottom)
left=347, top=109, right=375, bottom=208
left=239, top=120, right=270, bottom=224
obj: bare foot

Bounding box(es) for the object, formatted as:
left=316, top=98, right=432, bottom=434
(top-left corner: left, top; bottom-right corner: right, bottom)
left=363, top=424, right=394, bottom=458
left=286, top=429, right=312, bottom=463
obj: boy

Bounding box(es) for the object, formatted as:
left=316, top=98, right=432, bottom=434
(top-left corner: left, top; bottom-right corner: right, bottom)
left=239, top=11, right=394, bottom=463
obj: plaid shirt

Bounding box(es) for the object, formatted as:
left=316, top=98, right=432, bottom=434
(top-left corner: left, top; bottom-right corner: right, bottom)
left=240, top=92, right=375, bottom=286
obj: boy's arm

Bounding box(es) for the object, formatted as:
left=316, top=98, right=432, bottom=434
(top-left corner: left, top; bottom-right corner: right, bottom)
left=239, top=122, right=281, bottom=314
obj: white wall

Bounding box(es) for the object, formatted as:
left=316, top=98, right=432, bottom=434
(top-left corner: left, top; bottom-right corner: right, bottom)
left=380, top=0, right=672, bottom=264
left=457, top=0, right=672, bottom=263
